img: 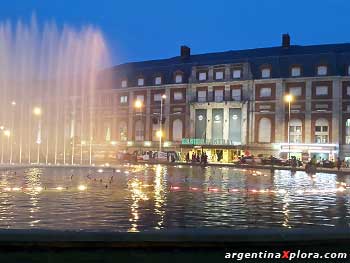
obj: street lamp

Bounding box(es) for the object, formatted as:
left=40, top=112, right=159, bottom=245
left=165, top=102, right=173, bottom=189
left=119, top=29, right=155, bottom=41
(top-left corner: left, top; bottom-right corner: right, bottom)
left=159, top=94, right=166, bottom=153
left=284, top=94, right=293, bottom=161
left=33, top=106, right=42, bottom=164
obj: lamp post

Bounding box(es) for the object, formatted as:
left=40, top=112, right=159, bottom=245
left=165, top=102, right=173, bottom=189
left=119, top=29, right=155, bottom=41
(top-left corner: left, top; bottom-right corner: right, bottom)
left=159, top=94, right=166, bottom=153
left=284, top=94, right=293, bottom=161
left=0, top=126, right=4, bottom=164
left=33, top=107, right=42, bottom=164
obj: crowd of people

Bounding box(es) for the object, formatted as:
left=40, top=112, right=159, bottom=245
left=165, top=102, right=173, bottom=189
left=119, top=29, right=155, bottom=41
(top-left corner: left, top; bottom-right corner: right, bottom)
left=185, top=152, right=208, bottom=165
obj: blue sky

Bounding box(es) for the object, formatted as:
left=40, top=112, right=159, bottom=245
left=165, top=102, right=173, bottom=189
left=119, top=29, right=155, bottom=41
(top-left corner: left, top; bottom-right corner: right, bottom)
left=0, top=0, right=349, bottom=65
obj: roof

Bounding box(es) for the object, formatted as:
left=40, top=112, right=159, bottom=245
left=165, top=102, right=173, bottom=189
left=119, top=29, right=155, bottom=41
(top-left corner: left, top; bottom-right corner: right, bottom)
left=103, top=43, right=350, bottom=88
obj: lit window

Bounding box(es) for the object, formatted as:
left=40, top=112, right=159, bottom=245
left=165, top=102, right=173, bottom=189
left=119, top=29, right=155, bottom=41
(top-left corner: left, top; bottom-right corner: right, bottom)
left=155, top=76, right=162, bottom=85
left=197, top=90, right=206, bottom=102
left=120, top=95, right=128, bottom=104
left=289, top=119, right=302, bottom=143
left=259, top=87, right=271, bottom=97
left=232, top=69, right=242, bottom=79
left=154, top=93, right=162, bottom=101
left=315, top=86, right=328, bottom=96
left=215, top=71, right=224, bottom=80
left=261, top=68, right=271, bottom=78
left=317, top=65, right=327, bottom=76
left=121, top=80, right=127, bottom=88
left=258, top=118, right=271, bottom=143
left=199, top=72, right=207, bottom=81
left=231, top=89, right=241, bottom=101
left=214, top=89, right=224, bottom=102
left=289, top=87, right=302, bottom=97
left=315, top=118, right=329, bottom=143
left=291, top=67, right=301, bottom=77
left=137, top=78, right=144, bottom=86
left=346, top=119, right=350, bottom=144
left=175, top=74, right=183, bottom=83
left=174, top=92, right=183, bottom=101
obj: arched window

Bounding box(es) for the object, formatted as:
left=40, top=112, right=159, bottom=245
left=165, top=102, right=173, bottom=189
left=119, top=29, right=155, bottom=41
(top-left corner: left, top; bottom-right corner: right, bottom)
left=315, top=118, right=329, bottom=143
left=119, top=121, right=127, bottom=141
left=135, top=120, right=144, bottom=141
left=289, top=119, right=302, bottom=143
left=345, top=119, right=350, bottom=144
left=258, top=117, right=271, bottom=143
left=172, top=119, right=183, bottom=142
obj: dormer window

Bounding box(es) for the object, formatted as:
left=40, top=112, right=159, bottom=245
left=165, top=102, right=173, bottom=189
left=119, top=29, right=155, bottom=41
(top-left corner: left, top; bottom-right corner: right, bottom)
left=317, top=65, right=327, bottom=76
left=347, top=65, right=350, bottom=76
left=175, top=74, right=183, bottom=83
left=121, top=80, right=127, bottom=88
left=291, top=66, right=301, bottom=77
left=232, top=69, right=242, bottom=79
left=155, top=76, right=162, bottom=85
left=215, top=71, right=224, bottom=80
left=137, top=78, right=144, bottom=86
left=261, top=67, right=271, bottom=78
left=198, top=72, right=207, bottom=81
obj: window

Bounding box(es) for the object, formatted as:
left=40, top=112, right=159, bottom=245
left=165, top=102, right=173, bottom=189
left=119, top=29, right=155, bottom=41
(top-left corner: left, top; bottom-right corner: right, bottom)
left=348, top=65, right=350, bottom=76
left=317, top=65, right=327, bottom=76
left=259, top=87, right=272, bottom=97
left=136, top=95, right=144, bottom=102
left=197, top=90, right=206, bottom=102
left=215, top=71, right=224, bottom=80
left=199, top=72, right=207, bottom=81
left=346, top=119, right=350, bottom=144
left=135, top=120, right=144, bottom=141
left=315, top=86, right=328, bottom=96
left=347, top=105, right=350, bottom=112
left=289, top=87, right=302, bottom=97
left=154, top=93, right=162, bottom=101
left=155, top=76, right=162, bottom=85
left=119, top=122, right=127, bottom=141
left=315, top=118, right=329, bottom=143
left=232, top=69, right=242, bottom=79
left=121, top=80, right=127, bottom=88
left=214, top=89, right=224, bottom=102
left=137, top=78, right=144, bottom=86
left=347, top=86, right=350, bottom=96
left=315, top=104, right=328, bottom=111
left=120, top=95, right=128, bottom=104
left=258, top=118, right=271, bottom=143
left=172, top=119, right=183, bottom=142
left=261, top=68, right=271, bottom=78
left=291, top=66, right=301, bottom=77
left=174, top=91, right=183, bottom=101
left=231, top=89, right=241, bottom=101
left=259, top=105, right=271, bottom=112
left=175, top=74, right=183, bottom=83
left=289, top=119, right=302, bottom=143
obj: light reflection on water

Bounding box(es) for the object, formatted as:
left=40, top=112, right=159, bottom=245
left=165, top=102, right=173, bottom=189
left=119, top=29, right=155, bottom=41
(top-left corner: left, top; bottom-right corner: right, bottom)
left=0, top=165, right=348, bottom=231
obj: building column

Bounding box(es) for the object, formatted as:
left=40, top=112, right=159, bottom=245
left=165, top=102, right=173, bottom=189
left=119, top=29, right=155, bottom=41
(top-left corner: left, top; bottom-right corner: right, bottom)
left=164, top=88, right=171, bottom=141
left=189, top=105, right=195, bottom=138
left=224, top=84, right=230, bottom=101
left=208, top=66, right=214, bottom=82
left=223, top=106, right=229, bottom=141
left=275, top=80, right=284, bottom=143
left=206, top=108, right=212, bottom=141
left=332, top=78, right=341, bottom=144
left=127, top=91, right=134, bottom=140
left=305, top=80, right=312, bottom=143
left=241, top=102, right=248, bottom=145
left=145, top=89, right=151, bottom=141
left=208, top=86, right=213, bottom=102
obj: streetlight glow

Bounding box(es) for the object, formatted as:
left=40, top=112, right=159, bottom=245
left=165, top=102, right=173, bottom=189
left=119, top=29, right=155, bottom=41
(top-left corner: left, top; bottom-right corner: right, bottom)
left=33, top=107, right=42, bottom=116
left=134, top=100, right=143, bottom=109
left=161, top=94, right=166, bottom=100
left=11, top=101, right=16, bottom=106
left=156, top=130, right=163, bottom=138
left=3, top=130, right=10, bottom=137
left=284, top=94, right=293, bottom=103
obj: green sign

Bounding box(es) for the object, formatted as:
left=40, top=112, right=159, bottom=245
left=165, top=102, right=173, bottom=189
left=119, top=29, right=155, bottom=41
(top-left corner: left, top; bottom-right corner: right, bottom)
left=181, top=138, right=241, bottom=146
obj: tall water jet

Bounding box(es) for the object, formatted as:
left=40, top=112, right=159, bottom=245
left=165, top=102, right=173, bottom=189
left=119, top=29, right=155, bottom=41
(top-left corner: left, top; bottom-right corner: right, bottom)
left=0, top=16, right=110, bottom=165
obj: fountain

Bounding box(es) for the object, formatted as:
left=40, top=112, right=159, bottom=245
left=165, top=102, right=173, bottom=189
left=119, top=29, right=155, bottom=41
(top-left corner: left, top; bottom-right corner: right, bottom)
left=0, top=16, right=110, bottom=166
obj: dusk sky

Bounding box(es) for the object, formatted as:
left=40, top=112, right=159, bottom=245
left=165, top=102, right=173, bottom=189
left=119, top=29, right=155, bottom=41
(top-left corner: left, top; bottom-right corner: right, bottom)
left=1, top=0, right=349, bottom=66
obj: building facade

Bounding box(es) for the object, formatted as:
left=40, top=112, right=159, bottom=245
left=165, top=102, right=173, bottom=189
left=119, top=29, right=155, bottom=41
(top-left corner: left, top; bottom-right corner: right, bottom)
left=93, top=34, right=350, bottom=162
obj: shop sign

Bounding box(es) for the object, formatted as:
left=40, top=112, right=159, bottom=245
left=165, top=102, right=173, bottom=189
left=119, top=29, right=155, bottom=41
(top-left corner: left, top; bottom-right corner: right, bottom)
left=181, top=138, right=241, bottom=146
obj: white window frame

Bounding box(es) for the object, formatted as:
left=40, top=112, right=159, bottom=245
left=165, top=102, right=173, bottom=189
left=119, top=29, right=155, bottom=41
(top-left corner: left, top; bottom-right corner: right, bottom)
left=315, top=86, right=328, bottom=96
left=261, top=68, right=271, bottom=78
left=317, top=65, right=327, bottom=76
left=174, top=91, right=183, bottom=101
left=315, top=118, right=329, bottom=143
left=197, top=90, right=207, bottom=102
left=155, top=76, right=162, bottom=85
left=214, top=89, right=224, bottom=102
left=232, top=69, right=242, bottom=79
left=198, top=72, right=207, bottom=81
left=154, top=93, right=162, bottom=102
left=121, top=80, right=127, bottom=88
left=289, top=87, right=302, bottom=97
left=215, top=71, right=224, bottom=80
left=175, top=74, right=183, bottom=83
left=120, top=95, right=128, bottom=104
left=259, top=87, right=272, bottom=97
left=137, top=78, right=144, bottom=86
left=231, top=89, right=241, bottom=101
left=291, top=67, right=301, bottom=77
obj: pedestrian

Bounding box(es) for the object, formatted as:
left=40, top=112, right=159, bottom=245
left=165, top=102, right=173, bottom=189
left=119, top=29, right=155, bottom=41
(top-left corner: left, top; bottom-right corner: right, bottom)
left=186, top=152, right=190, bottom=163
left=337, top=157, right=341, bottom=171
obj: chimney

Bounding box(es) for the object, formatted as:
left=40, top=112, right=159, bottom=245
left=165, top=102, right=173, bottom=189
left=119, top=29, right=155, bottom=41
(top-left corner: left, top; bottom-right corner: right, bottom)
left=180, top=45, right=191, bottom=58
left=282, top=34, right=290, bottom=48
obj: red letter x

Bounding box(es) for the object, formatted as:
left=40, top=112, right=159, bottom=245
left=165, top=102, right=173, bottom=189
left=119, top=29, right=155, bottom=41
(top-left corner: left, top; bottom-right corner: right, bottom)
left=282, top=251, right=290, bottom=259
